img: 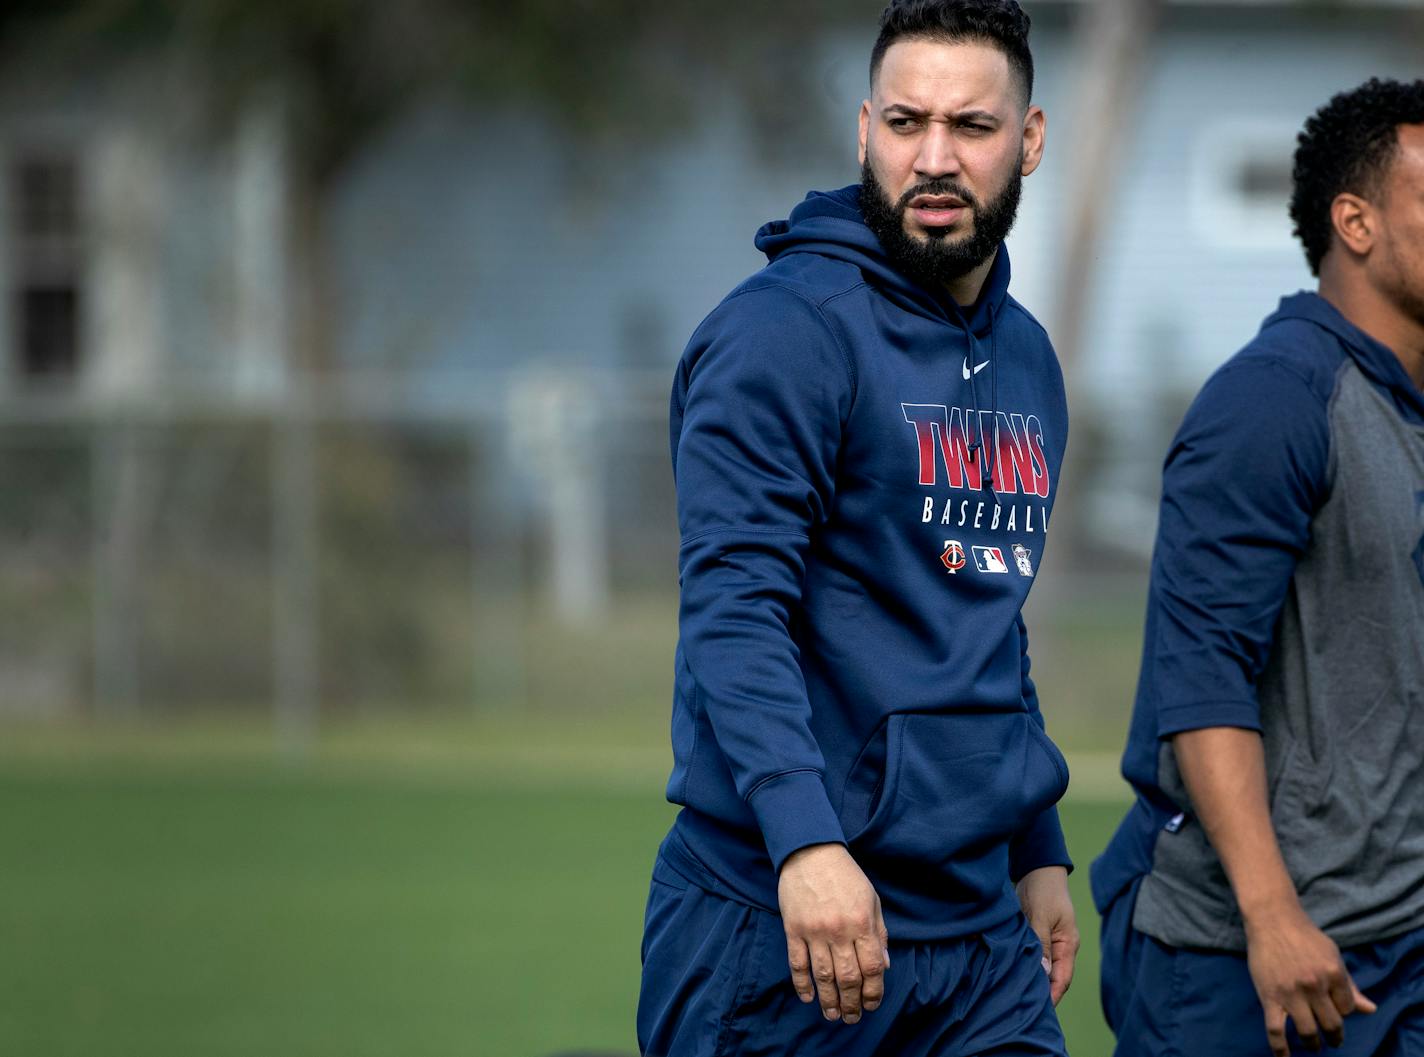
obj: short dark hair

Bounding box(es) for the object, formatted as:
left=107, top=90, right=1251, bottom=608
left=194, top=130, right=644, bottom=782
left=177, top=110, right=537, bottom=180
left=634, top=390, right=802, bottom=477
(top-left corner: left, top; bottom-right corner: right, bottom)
left=869, top=0, right=1034, bottom=106
left=1290, top=77, right=1424, bottom=276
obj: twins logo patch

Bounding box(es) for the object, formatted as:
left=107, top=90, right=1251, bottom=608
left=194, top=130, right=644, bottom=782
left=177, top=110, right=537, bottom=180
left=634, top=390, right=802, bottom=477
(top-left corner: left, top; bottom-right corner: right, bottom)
left=1012, top=544, right=1035, bottom=577
left=972, top=546, right=1009, bottom=574
left=941, top=540, right=966, bottom=574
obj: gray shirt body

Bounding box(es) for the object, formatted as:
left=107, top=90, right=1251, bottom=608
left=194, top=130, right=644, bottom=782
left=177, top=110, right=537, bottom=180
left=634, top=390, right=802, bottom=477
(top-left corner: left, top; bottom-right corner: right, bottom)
left=1117, top=294, right=1424, bottom=951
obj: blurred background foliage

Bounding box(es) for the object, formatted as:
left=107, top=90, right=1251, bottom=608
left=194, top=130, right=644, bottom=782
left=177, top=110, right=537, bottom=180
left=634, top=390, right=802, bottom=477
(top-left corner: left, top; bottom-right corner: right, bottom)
left=0, top=0, right=873, bottom=179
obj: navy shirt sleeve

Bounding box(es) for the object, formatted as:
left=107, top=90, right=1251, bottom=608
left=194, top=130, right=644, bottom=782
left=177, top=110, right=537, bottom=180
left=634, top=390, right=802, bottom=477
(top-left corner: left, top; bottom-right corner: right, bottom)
left=673, top=286, right=856, bottom=870
left=1010, top=612, right=1073, bottom=880
left=1146, top=359, right=1331, bottom=738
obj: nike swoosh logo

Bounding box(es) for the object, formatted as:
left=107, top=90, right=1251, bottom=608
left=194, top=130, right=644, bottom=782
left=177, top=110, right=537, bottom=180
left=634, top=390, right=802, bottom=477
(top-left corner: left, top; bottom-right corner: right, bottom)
left=962, top=357, right=990, bottom=380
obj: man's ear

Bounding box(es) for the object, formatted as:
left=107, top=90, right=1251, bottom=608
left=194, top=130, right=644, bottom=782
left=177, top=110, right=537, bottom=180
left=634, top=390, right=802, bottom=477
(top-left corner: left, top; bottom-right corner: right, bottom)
left=1021, top=105, right=1045, bottom=177
left=1330, top=192, right=1377, bottom=259
left=859, top=100, right=871, bottom=168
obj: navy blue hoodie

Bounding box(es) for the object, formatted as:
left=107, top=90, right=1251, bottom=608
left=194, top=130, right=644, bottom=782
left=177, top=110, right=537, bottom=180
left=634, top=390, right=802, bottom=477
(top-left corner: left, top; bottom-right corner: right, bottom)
left=659, top=186, right=1073, bottom=942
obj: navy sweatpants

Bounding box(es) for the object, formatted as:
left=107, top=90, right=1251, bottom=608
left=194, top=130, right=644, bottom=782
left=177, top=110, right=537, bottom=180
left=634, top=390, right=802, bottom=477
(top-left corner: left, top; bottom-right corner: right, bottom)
left=1101, top=878, right=1424, bottom=1057
left=637, top=853, right=1067, bottom=1057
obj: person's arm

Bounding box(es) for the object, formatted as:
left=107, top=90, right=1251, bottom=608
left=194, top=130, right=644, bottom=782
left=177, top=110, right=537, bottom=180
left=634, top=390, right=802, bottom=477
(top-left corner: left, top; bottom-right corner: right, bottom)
left=1174, top=728, right=1375, bottom=1057
left=674, top=287, right=886, bottom=1025
left=1148, top=359, right=1372, bottom=1057
left=1010, top=613, right=1078, bottom=1005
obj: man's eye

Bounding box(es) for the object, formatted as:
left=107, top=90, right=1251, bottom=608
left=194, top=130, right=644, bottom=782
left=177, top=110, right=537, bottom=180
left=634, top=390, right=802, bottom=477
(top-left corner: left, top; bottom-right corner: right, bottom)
left=888, top=118, right=918, bottom=130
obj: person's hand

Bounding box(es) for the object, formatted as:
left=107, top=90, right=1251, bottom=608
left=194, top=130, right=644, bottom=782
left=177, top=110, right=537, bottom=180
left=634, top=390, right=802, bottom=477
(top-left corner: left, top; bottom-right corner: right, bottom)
left=1244, top=904, right=1377, bottom=1057
left=1015, top=865, right=1078, bottom=1005
left=777, top=843, right=889, bottom=1025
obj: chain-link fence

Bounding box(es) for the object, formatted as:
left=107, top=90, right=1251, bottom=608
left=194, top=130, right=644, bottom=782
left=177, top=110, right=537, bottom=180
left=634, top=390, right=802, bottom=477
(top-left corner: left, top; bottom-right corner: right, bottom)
left=1, top=366, right=1169, bottom=755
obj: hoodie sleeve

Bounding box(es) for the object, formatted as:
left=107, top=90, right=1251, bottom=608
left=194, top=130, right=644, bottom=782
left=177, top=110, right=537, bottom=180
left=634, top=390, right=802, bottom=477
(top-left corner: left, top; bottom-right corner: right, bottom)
left=1147, top=359, right=1331, bottom=737
left=1009, top=612, right=1073, bottom=881
left=673, top=286, right=856, bottom=871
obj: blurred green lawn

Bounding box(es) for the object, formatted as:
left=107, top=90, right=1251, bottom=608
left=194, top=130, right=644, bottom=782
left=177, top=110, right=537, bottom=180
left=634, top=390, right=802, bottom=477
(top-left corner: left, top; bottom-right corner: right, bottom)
left=0, top=720, right=1127, bottom=1057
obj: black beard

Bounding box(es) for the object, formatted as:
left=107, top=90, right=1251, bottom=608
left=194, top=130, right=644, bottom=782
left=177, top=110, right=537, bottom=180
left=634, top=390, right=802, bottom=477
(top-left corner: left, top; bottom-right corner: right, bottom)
left=858, top=155, right=1023, bottom=292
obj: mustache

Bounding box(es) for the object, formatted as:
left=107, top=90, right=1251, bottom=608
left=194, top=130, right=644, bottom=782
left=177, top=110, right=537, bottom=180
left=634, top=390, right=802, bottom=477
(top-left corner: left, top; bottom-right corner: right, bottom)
left=895, top=180, right=980, bottom=212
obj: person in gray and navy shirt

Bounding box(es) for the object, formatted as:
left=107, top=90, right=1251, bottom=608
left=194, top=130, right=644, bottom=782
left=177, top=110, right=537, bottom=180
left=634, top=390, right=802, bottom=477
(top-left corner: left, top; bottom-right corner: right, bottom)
left=1093, top=79, right=1424, bottom=1057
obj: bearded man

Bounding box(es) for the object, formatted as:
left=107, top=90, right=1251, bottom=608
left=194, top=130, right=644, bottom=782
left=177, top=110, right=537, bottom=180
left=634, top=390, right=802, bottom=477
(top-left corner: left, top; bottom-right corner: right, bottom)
left=637, top=2, right=1078, bottom=1055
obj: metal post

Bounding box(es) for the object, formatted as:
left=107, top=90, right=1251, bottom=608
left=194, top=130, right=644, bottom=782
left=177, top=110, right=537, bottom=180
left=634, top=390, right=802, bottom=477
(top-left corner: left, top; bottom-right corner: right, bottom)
left=469, top=418, right=529, bottom=711
left=272, top=393, right=318, bottom=755
left=91, top=419, right=146, bottom=716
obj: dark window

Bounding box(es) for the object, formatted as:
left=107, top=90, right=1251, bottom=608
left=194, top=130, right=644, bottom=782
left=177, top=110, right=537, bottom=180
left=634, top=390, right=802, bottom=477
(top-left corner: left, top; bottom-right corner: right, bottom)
left=9, top=151, right=83, bottom=380
left=18, top=287, right=79, bottom=376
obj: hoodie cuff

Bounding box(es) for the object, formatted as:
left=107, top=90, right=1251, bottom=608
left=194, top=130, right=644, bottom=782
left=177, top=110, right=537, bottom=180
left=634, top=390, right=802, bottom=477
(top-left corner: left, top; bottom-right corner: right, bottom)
left=747, top=769, right=847, bottom=872
left=1009, top=804, right=1074, bottom=883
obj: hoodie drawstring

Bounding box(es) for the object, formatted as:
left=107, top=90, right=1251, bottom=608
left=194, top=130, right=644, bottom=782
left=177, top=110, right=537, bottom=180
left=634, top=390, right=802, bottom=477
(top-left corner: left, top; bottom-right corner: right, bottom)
left=964, top=303, right=1000, bottom=502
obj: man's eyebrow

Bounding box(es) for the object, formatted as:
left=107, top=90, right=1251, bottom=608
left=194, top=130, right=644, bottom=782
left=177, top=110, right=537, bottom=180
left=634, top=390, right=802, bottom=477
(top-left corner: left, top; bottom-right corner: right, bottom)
left=880, top=104, right=1001, bottom=124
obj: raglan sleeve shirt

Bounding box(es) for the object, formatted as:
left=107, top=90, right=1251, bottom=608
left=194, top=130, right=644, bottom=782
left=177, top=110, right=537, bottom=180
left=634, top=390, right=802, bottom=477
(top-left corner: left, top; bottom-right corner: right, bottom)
left=673, top=286, right=856, bottom=871
left=1146, top=358, right=1331, bottom=737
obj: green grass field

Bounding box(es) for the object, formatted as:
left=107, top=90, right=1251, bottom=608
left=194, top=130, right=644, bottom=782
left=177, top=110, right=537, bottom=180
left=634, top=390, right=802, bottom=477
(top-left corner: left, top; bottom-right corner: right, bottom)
left=0, top=720, right=1127, bottom=1057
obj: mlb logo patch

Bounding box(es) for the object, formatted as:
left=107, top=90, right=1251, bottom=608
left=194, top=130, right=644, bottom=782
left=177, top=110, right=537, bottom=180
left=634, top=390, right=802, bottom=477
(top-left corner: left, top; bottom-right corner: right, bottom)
left=972, top=546, right=1008, bottom=574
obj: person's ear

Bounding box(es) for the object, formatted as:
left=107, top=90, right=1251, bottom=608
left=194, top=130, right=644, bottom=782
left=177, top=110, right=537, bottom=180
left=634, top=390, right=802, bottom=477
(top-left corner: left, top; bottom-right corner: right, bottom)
left=1021, top=105, right=1045, bottom=177
left=1330, top=192, right=1378, bottom=260
left=859, top=100, right=871, bottom=168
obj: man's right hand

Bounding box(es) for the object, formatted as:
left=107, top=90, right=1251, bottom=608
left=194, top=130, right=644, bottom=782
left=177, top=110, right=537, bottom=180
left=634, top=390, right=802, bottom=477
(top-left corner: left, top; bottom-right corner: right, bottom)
left=1244, top=904, right=1377, bottom=1057
left=1172, top=727, right=1379, bottom=1057
left=777, top=842, right=889, bottom=1025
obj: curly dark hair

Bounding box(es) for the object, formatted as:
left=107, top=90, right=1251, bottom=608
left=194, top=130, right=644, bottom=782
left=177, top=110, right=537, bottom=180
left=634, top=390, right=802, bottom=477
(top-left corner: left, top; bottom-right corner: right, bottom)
left=870, top=0, right=1034, bottom=106
left=1290, top=77, right=1424, bottom=276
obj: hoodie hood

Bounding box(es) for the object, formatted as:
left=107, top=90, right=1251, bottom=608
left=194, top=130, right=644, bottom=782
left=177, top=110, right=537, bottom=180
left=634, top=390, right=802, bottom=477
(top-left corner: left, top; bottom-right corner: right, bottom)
left=754, top=184, right=1012, bottom=338
left=1268, top=291, right=1424, bottom=427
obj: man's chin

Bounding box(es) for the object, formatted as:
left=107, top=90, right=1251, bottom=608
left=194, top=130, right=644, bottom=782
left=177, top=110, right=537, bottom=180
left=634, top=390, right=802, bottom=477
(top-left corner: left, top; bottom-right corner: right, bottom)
left=904, top=221, right=974, bottom=246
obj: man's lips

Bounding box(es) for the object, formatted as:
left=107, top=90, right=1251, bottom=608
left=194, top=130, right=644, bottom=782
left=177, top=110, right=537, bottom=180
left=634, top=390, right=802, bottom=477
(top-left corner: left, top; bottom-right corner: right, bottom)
left=909, top=195, right=968, bottom=209
left=910, top=198, right=968, bottom=226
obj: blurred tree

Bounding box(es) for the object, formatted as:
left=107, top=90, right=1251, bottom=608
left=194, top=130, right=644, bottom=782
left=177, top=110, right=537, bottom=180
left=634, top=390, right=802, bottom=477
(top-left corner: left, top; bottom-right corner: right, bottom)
left=0, top=0, right=871, bottom=373
left=0, top=0, right=869, bottom=186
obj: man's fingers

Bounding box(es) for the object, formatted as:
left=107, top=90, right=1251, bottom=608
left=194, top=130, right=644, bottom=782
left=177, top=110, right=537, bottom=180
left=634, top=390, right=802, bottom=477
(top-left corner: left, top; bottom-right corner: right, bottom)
left=810, top=942, right=841, bottom=1020
left=1265, top=1004, right=1291, bottom=1057
left=1287, top=996, right=1324, bottom=1052
left=874, top=898, right=891, bottom=959
left=1350, top=981, right=1378, bottom=1015
left=1326, top=971, right=1357, bottom=1019
left=854, top=934, right=887, bottom=1013
left=786, top=936, right=815, bottom=1004
left=1048, top=939, right=1076, bottom=1006
left=832, top=940, right=864, bottom=1023
left=1309, top=986, right=1345, bottom=1050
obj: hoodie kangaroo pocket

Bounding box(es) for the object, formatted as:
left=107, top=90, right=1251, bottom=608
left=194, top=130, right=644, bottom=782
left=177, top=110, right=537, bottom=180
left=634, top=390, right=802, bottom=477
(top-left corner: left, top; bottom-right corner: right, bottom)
left=846, top=711, right=1069, bottom=876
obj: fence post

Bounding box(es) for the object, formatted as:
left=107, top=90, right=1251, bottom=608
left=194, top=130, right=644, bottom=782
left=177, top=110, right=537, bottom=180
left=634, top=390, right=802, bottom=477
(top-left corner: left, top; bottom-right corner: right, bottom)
left=91, top=419, right=145, bottom=715
left=272, top=392, right=318, bottom=755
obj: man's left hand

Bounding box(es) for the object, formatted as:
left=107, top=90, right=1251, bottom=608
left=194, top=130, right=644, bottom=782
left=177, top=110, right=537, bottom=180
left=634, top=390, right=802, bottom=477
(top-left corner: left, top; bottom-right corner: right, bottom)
left=1015, top=865, right=1078, bottom=1006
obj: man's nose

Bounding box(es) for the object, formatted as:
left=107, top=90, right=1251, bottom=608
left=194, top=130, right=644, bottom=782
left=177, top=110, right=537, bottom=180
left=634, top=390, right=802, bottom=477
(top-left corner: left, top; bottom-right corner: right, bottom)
left=914, top=123, right=961, bottom=180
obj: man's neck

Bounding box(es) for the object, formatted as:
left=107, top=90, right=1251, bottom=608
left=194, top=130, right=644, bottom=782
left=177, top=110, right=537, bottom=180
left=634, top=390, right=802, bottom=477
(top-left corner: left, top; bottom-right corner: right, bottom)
left=1318, top=271, right=1424, bottom=390
left=944, top=249, right=997, bottom=309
